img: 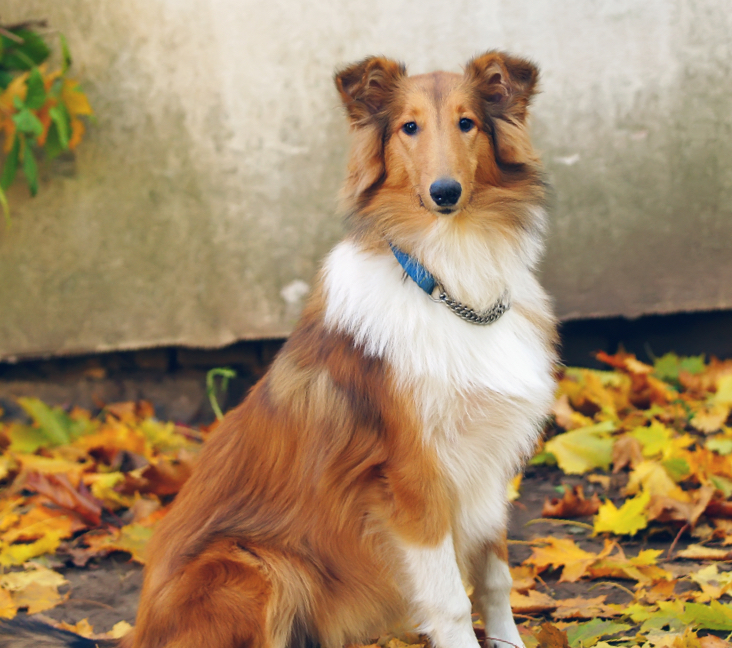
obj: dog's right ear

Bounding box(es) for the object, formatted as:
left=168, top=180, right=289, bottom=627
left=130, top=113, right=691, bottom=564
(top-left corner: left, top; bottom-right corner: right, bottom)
left=335, top=57, right=406, bottom=125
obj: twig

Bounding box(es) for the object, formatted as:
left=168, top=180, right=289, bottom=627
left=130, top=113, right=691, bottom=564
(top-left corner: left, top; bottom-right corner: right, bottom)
left=588, top=580, right=635, bottom=598
left=665, top=523, right=690, bottom=561
left=524, top=517, right=594, bottom=531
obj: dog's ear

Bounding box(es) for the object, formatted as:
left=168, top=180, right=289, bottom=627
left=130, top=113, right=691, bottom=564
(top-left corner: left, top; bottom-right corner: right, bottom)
left=465, top=51, right=539, bottom=165
left=336, top=57, right=406, bottom=204
left=465, top=51, right=539, bottom=123
left=335, top=57, right=406, bottom=125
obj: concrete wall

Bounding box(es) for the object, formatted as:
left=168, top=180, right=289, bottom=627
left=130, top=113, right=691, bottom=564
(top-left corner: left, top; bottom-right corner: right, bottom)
left=1, top=0, right=731, bottom=361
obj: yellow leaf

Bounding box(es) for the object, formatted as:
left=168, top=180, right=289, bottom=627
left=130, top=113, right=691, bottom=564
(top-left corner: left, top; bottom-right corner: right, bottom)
left=61, top=78, right=93, bottom=117
left=714, top=375, right=732, bottom=406
left=625, top=461, right=690, bottom=502
left=0, top=528, right=67, bottom=566
left=110, top=620, right=133, bottom=639
left=84, top=523, right=153, bottom=563
left=0, top=588, right=16, bottom=619
left=593, top=489, right=650, bottom=536
left=676, top=544, right=732, bottom=561
left=525, top=537, right=602, bottom=582
left=510, top=589, right=558, bottom=614
left=0, top=566, right=68, bottom=615
left=544, top=421, right=615, bottom=475
left=631, top=421, right=673, bottom=457
left=507, top=474, right=522, bottom=502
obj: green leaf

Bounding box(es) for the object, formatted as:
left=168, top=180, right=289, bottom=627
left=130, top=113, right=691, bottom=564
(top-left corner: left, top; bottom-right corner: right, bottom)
left=680, top=354, right=706, bottom=375
left=653, top=352, right=681, bottom=383
left=682, top=600, right=732, bottom=631
left=16, top=397, right=72, bottom=447
left=530, top=449, right=557, bottom=466
left=59, top=33, right=72, bottom=74
left=49, top=104, right=70, bottom=149
left=707, top=437, right=732, bottom=456
left=630, top=420, right=672, bottom=457
left=22, top=145, right=39, bottom=196
left=7, top=424, right=50, bottom=453
left=711, top=475, right=732, bottom=498
left=12, top=107, right=43, bottom=136
left=0, top=70, right=12, bottom=90
left=0, top=134, right=20, bottom=190
left=0, top=29, right=51, bottom=70
left=565, top=619, right=631, bottom=647
left=24, top=67, right=47, bottom=109
left=640, top=600, right=687, bottom=633
left=662, top=456, right=691, bottom=481
left=44, top=122, right=65, bottom=159
left=543, top=420, right=616, bottom=474
left=0, top=184, right=9, bottom=228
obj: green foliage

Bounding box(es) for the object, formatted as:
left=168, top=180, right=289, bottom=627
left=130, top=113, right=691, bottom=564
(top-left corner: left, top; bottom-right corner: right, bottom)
left=206, top=368, right=237, bottom=420
left=0, top=20, right=92, bottom=226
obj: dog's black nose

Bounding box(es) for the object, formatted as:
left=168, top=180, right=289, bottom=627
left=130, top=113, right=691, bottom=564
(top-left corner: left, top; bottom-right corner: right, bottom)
left=429, top=178, right=462, bottom=208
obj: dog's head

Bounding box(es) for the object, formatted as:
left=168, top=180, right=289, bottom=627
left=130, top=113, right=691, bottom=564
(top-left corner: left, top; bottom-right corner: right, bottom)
left=335, top=51, right=543, bottom=234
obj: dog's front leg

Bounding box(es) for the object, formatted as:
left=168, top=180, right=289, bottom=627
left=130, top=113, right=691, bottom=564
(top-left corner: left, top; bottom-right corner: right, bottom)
left=402, top=535, right=481, bottom=648
left=472, top=539, right=524, bottom=648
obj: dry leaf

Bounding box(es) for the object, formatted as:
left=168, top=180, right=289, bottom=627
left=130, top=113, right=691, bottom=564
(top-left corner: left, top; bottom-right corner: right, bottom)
left=542, top=485, right=601, bottom=518
left=510, top=589, right=558, bottom=614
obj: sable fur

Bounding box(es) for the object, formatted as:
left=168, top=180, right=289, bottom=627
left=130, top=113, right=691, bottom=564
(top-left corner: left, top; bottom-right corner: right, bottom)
left=1, top=50, right=557, bottom=648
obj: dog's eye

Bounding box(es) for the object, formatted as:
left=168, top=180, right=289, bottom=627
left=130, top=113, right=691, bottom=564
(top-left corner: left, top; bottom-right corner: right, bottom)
left=402, top=122, right=418, bottom=135
left=459, top=118, right=475, bottom=133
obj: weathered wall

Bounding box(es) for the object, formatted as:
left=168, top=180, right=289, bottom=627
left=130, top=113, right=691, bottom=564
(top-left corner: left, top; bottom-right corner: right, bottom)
left=1, top=0, right=731, bottom=360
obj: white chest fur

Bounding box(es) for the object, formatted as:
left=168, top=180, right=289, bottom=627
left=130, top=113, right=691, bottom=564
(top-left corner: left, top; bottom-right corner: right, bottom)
left=323, top=240, right=555, bottom=546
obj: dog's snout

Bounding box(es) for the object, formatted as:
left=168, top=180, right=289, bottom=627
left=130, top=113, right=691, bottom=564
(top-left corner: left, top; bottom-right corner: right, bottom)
left=429, top=178, right=462, bottom=208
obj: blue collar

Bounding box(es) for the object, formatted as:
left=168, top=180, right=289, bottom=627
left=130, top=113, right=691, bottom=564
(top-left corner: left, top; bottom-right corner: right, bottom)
left=389, top=244, right=436, bottom=295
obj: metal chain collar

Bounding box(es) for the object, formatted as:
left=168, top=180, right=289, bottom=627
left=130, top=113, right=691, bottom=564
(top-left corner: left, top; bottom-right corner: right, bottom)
left=431, top=287, right=511, bottom=325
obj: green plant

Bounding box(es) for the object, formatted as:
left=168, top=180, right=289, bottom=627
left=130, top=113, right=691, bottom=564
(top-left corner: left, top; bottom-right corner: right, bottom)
left=206, top=367, right=237, bottom=421
left=0, top=20, right=92, bottom=226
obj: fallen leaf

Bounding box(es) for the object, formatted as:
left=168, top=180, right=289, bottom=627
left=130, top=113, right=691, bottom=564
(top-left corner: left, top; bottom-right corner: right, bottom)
left=543, top=422, right=615, bottom=475
left=535, top=623, right=569, bottom=648
left=612, top=435, right=644, bottom=473
left=593, top=489, right=651, bottom=536
left=24, top=472, right=102, bottom=526
left=676, top=544, right=732, bottom=561
left=525, top=538, right=606, bottom=583
left=0, top=565, right=68, bottom=614
left=510, top=589, right=558, bottom=614
left=542, top=485, right=600, bottom=518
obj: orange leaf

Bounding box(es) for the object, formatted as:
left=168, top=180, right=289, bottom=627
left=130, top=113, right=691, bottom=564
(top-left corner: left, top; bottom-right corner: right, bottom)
left=542, top=485, right=601, bottom=518
left=24, top=473, right=102, bottom=526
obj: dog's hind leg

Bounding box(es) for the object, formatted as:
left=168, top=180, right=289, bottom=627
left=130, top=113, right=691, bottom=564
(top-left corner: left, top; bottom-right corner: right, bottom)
left=130, top=540, right=297, bottom=648
left=470, top=536, right=524, bottom=648
left=402, top=535, right=481, bottom=648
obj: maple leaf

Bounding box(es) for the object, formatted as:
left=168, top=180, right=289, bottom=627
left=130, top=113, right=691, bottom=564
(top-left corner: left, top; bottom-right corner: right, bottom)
left=510, top=589, right=558, bottom=614
left=689, top=564, right=732, bottom=601
left=593, top=489, right=650, bottom=536
left=682, top=600, right=732, bottom=630
left=551, top=595, right=618, bottom=620
left=542, top=485, right=601, bottom=518
left=525, top=537, right=609, bottom=582
left=0, top=565, right=68, bottom=615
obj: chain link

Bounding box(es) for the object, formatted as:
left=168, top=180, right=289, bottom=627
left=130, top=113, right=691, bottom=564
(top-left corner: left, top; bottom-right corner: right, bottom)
left=434, top=288, right=511, bottom=325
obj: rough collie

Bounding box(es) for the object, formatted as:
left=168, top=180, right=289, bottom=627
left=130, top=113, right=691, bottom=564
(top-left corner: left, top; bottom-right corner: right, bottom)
left=0, top=51, right=556, bottom=648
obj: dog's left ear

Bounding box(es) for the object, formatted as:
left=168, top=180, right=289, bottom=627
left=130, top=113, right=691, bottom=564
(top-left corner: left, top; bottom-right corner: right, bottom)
left=465, top=51, right=539, bottom=124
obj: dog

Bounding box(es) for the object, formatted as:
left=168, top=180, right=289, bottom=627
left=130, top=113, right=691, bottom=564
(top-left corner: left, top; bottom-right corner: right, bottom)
left=0, top=51, right=556, bottom=648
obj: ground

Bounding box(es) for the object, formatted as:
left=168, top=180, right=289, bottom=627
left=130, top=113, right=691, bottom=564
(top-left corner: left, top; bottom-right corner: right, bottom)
left=2, top=350, right=732, bottom=646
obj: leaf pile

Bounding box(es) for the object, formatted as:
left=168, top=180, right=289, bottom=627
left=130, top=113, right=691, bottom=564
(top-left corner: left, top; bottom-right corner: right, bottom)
left=0, top=398, right=202, bottom=622
left=1, top=351, right=732, bottom=646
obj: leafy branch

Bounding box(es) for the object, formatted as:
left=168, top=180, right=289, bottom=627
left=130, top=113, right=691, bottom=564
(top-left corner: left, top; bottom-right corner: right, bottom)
left=0, top=19, right=93, bottom=227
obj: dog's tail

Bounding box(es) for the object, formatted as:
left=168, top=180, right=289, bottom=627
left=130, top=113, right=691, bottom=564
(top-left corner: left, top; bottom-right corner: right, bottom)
left=0, top=617, right=117, bottom=648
